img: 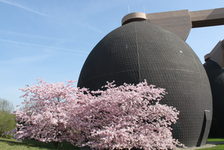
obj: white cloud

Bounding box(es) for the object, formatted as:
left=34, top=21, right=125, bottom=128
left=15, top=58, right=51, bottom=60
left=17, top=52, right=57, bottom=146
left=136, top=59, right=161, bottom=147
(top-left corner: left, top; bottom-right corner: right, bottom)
left=0, top=38, right=89, bottom=55
left=0, top=30, right=71, bottom=41
left=0, top=54, right=50, bottom=64
left=79, top=21, right=104, bottom=34
left=0, top=0, right=48, bottom=16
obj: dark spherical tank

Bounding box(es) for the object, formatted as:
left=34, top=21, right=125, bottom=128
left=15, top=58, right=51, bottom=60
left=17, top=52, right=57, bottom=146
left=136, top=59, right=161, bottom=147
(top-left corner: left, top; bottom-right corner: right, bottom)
left=204, top=59, right=224, bottom=138
left=78, top=21, right=212, bottom=147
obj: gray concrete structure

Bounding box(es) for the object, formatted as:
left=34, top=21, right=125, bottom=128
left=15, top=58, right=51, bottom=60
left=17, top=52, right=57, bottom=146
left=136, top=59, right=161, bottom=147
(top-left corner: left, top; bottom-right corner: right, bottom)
left=78, top=19, right=212, bottom=147
left=122, top=8, right=224, bottom=41
left=77, top=8, right=224, bottom=148
left=122, top=8, right=224, bottom=139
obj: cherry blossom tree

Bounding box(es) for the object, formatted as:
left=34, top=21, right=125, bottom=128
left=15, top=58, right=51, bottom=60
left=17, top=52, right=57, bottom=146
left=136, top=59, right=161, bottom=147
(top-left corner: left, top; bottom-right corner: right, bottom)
left=15, top=80, right=77, bottom=143
left=15, top=80, right=181, bottom=150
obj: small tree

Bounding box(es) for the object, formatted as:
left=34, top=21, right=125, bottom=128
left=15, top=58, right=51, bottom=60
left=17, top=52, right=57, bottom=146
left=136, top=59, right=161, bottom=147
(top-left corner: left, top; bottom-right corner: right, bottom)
left=15, top=80, right=181, bottom=150
left=0, top=98, right=16, bottom=138
left=0, top=98, right=14, bottom=113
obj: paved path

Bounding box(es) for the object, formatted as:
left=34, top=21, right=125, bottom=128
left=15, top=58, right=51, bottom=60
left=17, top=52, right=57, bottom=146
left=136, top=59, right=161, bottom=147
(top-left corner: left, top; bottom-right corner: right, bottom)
left=175, top=144, right=216, bottom=150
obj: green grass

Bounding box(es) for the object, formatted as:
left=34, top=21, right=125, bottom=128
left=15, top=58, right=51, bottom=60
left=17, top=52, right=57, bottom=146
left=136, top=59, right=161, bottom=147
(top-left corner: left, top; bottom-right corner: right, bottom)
left=198, top=145, right=224, bottom=150
left=207, top=138, right=224, bottom=142
left=0, top=137, right=81, bottom=150
left=197, top=139, right=224, bottom=150
left=1, top=137, right=224, bottom=150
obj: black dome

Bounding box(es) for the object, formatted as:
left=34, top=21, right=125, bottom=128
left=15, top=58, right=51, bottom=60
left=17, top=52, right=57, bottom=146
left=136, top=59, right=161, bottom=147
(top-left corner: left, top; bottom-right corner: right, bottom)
left=78, top=21, right=212, bottom=147
left=204, top=59, right=224, bottom=138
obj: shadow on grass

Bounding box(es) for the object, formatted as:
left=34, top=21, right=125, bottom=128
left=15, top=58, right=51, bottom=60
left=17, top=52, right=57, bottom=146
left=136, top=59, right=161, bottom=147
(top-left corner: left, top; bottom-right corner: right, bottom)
left=0, top=138, right=82, bottom=150
left=207, top=141, right=224, bottom=145
left=207, top=139, right=224, bottom=146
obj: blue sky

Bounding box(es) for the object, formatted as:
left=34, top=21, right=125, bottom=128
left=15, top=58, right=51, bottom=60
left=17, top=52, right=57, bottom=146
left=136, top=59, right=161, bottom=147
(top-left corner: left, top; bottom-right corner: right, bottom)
left=0, top=0, right=223, bottom=107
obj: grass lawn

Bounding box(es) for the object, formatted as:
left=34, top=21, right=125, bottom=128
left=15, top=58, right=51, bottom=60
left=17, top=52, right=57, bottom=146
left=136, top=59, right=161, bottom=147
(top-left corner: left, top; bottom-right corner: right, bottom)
left=196, top=139, right=224, bottom=150
left=0, top=137, right=81, bottom=150
left=207, top=138, right=224, bottom=142
left=1, top=137, right=224, bottom=150
left=198, top=145, right=224, bottom=150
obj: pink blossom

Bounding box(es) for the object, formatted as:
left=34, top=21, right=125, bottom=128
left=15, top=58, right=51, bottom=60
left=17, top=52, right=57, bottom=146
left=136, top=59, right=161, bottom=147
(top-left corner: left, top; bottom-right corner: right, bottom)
left=15, top=80, right=181, bottom=150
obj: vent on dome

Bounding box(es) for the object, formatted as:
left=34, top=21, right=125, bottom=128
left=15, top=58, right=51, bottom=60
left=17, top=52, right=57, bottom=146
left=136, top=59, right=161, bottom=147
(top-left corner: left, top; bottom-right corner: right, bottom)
left=122, top=12, right=147, bottom=25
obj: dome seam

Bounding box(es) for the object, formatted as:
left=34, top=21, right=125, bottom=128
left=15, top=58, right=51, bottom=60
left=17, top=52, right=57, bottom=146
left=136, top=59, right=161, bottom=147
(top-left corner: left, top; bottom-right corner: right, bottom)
left=134, top=23, right=141, bottom=82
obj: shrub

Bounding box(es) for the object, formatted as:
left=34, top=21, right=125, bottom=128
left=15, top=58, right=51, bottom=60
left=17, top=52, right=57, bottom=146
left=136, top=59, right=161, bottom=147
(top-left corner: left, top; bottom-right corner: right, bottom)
left=0, top=111, right=16, bottom=138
